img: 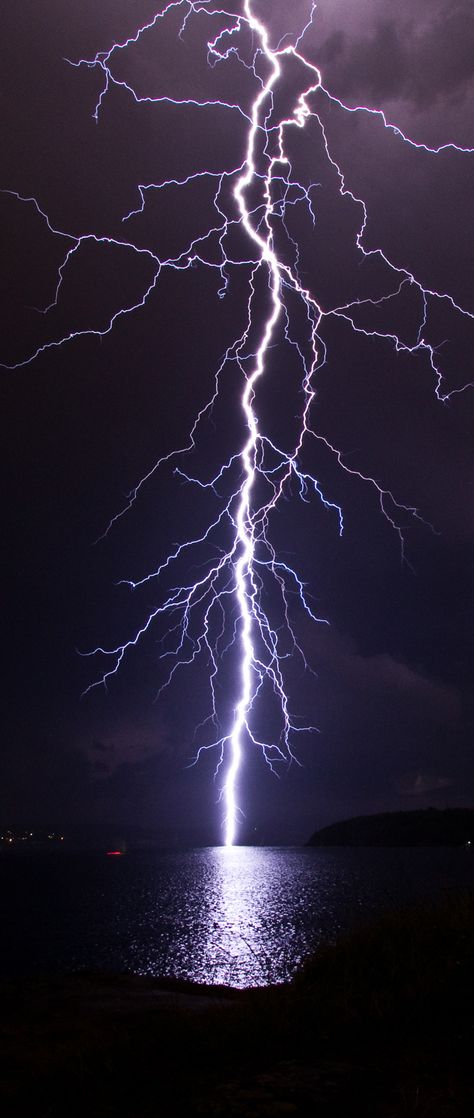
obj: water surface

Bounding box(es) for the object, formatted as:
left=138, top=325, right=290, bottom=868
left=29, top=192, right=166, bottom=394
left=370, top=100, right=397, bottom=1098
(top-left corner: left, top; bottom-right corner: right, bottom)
left=1, top=845, right=471, bottom=986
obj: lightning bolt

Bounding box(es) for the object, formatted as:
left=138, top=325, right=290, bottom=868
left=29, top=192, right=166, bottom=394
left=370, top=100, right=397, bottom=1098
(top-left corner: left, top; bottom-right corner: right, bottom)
left=2, top=1, right=472, bottom=845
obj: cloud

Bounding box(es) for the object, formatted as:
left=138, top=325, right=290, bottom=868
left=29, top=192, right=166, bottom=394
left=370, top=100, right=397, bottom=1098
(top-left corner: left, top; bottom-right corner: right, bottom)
left=291, top=619, right=466, bottom=814
left=0, top=733, right=93, bottom=823
left=307, top=625, right=460, bottom=719
left=397, top=771, right=455, bottom=797
left=91, top=739, right=111, bottom=753
left=93, top=760, right=110, bottom=775
left=317, top=1, right=474, bottom=110
left=82, top=716, right=169, bottom=775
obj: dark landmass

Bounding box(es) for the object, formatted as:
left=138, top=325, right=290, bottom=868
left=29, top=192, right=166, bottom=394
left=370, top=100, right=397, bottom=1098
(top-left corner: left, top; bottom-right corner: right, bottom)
left=1, top=894, right=472, bottom=1116
left=308, top=808, right=474, bottom=847
left=1, top=828, right=65, bottom=850
left=0, top=823, right=172, bottom=852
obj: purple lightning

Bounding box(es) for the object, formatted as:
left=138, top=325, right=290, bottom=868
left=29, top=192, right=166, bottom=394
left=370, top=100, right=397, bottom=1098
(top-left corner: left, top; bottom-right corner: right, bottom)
left=2, top=1, right=472, bottom=845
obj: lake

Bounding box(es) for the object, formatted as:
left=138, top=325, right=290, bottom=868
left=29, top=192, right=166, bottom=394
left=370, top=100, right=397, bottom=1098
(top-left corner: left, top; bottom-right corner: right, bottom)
left=1, top=846, right=472, bottom=986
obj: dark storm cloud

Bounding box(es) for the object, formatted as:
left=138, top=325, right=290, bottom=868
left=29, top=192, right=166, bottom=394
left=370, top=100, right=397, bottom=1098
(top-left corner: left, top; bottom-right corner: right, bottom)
left=317, top=1, right=474, bottom=108
left=93, top=760, right=110, bottom=775
left=0, top=733, right=93, bottom=824
left=292, top=621, right=470, bottom=822
left=92, top=739, right=111, bottom=753
left=397, top=771, right=454, bottom=798
left=317, top=629, right=460, bottom=717
left=306, top=624, right=462, bottom=748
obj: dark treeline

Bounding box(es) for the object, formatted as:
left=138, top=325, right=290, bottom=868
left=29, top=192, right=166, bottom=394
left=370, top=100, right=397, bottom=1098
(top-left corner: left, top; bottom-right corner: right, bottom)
left=308, top=808, right=474, bottom=847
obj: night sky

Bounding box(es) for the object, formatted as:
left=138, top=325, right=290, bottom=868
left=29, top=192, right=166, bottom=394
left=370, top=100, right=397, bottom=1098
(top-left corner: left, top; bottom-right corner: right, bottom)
left=1, top=0, right=473, bottom=845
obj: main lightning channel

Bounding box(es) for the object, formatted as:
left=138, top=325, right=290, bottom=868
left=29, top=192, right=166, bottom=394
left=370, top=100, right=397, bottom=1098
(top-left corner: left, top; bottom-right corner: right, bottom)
left=223, top=3, right=285, bottom=843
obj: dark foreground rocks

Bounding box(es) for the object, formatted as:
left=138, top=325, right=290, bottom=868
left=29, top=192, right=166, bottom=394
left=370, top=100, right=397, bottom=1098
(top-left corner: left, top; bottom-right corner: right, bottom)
left=1, top=895, right=473, bottom=1116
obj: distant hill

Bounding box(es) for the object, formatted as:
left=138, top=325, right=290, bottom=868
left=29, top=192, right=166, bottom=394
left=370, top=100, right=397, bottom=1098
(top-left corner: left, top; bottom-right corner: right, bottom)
left=307, top=808, right=474, bottom=847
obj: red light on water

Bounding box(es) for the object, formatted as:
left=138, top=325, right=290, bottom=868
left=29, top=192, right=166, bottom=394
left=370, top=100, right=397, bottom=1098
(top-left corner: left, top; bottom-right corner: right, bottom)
left=106, top=850, right=124, bottom=856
